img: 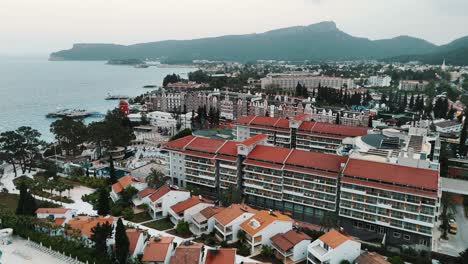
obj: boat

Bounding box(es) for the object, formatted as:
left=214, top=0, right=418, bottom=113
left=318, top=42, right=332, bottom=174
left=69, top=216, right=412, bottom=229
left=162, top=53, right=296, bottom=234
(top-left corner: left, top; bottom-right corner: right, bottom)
left=46, top=109, right=94, bottom=118
left=105, top=93, right=130, bottom=100
left=142, top=85, right=160, bottom=89
left=135, top=64, right=149, bottom=68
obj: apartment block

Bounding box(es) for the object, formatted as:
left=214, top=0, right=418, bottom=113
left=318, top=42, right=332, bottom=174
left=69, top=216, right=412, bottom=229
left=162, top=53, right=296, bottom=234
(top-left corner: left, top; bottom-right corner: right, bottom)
left=234, top=115, right=368, bottom=153
left=261, top=74, right=355, bottom=90
left=339, top=158, right=440, bottom=248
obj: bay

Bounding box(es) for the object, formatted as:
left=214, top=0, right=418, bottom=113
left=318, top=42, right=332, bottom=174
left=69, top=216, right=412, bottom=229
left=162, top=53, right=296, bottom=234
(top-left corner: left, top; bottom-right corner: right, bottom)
left=0, top=56, right=190, bottom=142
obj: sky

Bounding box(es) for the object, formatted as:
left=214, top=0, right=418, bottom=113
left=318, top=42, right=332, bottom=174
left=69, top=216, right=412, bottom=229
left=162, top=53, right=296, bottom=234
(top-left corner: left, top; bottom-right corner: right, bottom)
left=1, top=0, right=468, bottom=55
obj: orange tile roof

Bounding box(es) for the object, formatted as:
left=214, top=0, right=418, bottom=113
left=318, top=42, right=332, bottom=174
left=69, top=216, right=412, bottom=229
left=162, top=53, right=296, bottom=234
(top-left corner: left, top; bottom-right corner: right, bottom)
left=355, top=252, right=390, bottom=264
left=149, top=185, right=172, bottom=202
left=205, top=248, right=236, bottom=264
left=36, top=208, right=68, bottom=214
left=294, top=114, right=309, bottom=121
left=344, top=158, right=439, bottom=191
left=240, top=210, right=292, bottom=236
left=214, top=204, right=256, bottom=226
left=270, top=230, right=311, bottom=252
left=239, top=134, right=268, bottom=146
left=285, top=149, right=348, bottom=172
left=318, top=229, right=352, bottom=248
left=67, top=216, right=114, bottom=238
left=200, top=206, right=225, bottom=219
left=142, top=236, right=174, bottom=262
left=112, top=175, right=144, bottom=193
left=170, top=196, right=213, bottom=214
left=126, top=229, right=144, bottom=254
left=186, top=137, right=226, bottom=154
left=170, top=242, right=203, bottom=264
left=234, top=115, right=257, bottom=125
left=217, top=141, right=239, bottom=156
left=311, top=122, right=368, bottom=137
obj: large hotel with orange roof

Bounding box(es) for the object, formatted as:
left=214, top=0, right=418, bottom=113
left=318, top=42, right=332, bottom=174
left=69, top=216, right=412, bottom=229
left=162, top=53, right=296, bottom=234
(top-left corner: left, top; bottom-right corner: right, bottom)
left=162, top=115, right=441, bottom=249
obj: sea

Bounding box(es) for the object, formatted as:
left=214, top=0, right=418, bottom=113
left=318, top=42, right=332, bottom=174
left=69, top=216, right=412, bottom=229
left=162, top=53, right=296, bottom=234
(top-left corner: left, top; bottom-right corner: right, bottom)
left=0, top=56, right=191, bottom=142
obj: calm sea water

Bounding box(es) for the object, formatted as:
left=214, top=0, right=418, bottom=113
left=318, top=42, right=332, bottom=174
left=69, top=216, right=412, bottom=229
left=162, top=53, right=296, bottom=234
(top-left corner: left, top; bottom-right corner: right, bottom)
left=0, top=56, right=190, bottom=142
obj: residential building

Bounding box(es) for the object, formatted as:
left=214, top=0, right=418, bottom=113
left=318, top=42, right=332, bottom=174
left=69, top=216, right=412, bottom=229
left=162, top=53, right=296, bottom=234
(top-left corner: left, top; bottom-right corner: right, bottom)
left=142, top=236, right=175, bottom=264
left=307, top=229, right=361, bottom=264
left=139, top=186, right=191, bottom=220
left=399, top=80, right=428, bottom=91
left=305, top=107, right=371, bottom=127
left=170, top=241, right=203, bottom=264
left=434, top=120, right=462, bottom=133
left=126, top=229, right=147, bottom=259
left=234, top=115, right=368, bottom=152
left=35, top=208, right=76, bottom=235
left=147, top=111, right=193, bottom=133
left=270, top=229, right=311, bottom=264
left=189, top=206, right=225, bottom=236
left=111, top=175, right=148, bottom=202
left=66, top=216, right=115, bottom=246
left=339, top=158, right=440, bottom=248
left=261, top=74, right=355, bottom=90
left=368, top=75, right=391, bottom=87
left=448, top=158, right=468, bottom=179
left=203, top=248, right=236, bottom=264
left=168, top=195, right=213, bottom=225
left=213, top=204, right=257, bottom=243
left=239, top=210, right=293, bottom=255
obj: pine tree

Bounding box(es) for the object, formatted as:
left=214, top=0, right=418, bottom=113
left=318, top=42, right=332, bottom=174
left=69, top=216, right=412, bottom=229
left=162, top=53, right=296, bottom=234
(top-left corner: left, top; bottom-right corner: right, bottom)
left=368, top=115, right=373, bottom=128
left=109, top=156, right=117, bottom=184
left=295, top=82, right=302, bottom=97
left=335, top=112, right=340, bottom=125
left=115, top=218, right=129, bottom=264
left=90, top=222, right=113, bottom=254
left=460, top=112, right=468, bottom=157
left=409, top=94, right=415, bottom=110
left=97, top=188, right=110, bottom=216
left=16, top=182, right=27, bottom=215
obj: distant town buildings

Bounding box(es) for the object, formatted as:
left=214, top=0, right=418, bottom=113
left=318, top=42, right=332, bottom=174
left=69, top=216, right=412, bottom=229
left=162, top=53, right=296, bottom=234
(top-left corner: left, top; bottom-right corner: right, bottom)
left=399, top=80, right=428, bottom=91
left=368, top=75, right=392, bottom=87
left=261, top=73, right=355, bottom=90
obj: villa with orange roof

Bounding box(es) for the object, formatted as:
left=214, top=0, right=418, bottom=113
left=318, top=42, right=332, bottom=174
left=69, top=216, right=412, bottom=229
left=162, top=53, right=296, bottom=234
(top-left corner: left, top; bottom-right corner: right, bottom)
left=189, top=206, right=225, bottom=236
left=203, top=248, right=236, bottom=264
left=142, top=236, right=175, bottom=264
left=125, top=229, right=147, bottom=259
left=138, top=185, right=191, bottom=220
left=66, top=215, right=114, bottom=245
left=169, top=241, right=203, bottom=264
left=239, top=210, right=294, bottom=255
left=270, top=229, right=311, bottom=264
left=111, top=175, right=148, bottom=202
left=307, top=229, right=361, bottom=264
left=35, top=208, right=76, bottom=235
left=213, top=204, right=256, bottom=243
left=167, top=195, right=213, bottom=225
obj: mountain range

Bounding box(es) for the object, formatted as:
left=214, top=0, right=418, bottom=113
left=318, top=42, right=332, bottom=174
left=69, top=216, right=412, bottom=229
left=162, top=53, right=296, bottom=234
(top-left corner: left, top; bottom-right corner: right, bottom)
left=50, top=21, right=468, bottom=65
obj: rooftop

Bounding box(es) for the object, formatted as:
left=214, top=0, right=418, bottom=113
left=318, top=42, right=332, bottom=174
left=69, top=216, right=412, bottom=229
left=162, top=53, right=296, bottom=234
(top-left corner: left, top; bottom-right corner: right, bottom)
left=112, top=175, right=145, bottom=194
left=285, top=149, right=347, bottom=172
left=318, top=229, right=352, bottom=249
left=170, top=242, right=203, bottom=264
left=354, top=252, right=390, bottom=264
left=343, top=158, right=439, bottom=191
left=247, top=145, right=293, bottom=164
left=240, top=210, right=292, bottom=236
left=170, top=196, right=213, bottom=214
left=36, top=208, right=69, bottom=214
left=142, top=236, right=174, bottom=262
left=205, top=248, right=236, bottom=264
left=214, top=204, right=256, bottom=226
left=126, top=229, right=144, bottom=254
left=67, top=216, right=114, bottom=238
left=270, top=230, right=311, bottom=252
left=149, top=185, right=173, bottom=202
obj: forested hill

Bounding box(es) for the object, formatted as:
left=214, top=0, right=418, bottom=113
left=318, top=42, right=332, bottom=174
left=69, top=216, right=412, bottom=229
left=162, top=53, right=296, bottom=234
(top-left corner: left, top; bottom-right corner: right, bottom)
left=50, top=21, right=453, bottom=63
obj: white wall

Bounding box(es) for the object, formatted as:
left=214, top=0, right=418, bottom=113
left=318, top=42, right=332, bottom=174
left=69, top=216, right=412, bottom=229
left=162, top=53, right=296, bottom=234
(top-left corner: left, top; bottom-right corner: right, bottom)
left=292, top=239, right=311, bottom=262
left=308, top=239, right=361, bottom=264
left=183, top=203, right=213, bottom=222
left=169, top=152, right=187, bottom=187
left=224, top=212, right=255, bottom=243
left=257, top=220, right=293, bottom=249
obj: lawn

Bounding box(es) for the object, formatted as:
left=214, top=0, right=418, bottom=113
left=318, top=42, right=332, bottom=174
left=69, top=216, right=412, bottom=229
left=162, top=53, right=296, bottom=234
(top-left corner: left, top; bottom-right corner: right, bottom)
left=251, top=255, right=283, bottom=264
left=130, top=212, right=153, bottom=223
left=143, top=218, right=174, bottom=231
left=0, top=192, right=60, bottom=211
left=167, top=228, right=193, bottom=238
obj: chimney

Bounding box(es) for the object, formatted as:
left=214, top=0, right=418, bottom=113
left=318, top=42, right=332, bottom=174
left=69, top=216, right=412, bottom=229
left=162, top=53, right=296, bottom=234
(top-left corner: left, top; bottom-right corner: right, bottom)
left=269, top=209, right=273, bottom=215
left=198, top=195, right=202, bottom=200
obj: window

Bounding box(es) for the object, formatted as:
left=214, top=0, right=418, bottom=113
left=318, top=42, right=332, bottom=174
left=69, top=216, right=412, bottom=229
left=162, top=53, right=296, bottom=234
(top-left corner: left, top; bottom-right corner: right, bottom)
left=393, top=232, right=401, bottom=238
left=403, top=234, right=411, bottom=241
left=419, top=239, right=429, bottom=246
left=378, top=227, right=385, bottom=234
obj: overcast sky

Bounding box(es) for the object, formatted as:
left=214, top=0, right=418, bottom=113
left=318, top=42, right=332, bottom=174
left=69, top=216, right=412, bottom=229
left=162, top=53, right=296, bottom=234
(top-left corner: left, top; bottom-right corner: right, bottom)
left=1, top=0, right=467, bottom=55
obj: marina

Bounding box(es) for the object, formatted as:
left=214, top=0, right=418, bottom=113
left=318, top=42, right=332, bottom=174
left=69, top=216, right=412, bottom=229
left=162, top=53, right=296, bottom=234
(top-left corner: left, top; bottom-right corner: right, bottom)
left=46, top=109, right=103, bottom=119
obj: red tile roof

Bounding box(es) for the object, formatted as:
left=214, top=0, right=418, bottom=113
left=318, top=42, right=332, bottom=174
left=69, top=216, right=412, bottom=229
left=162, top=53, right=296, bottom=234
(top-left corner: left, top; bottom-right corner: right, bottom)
left=240, top=210, right=293, bottom=235
left=138, top=188, right=157, bottom=199
left=247, top=145, right=293, bottom=164
left=244, top=159, right=284, bottom=170
left=270, top=230, right=311, bottom=252
left=298, top=121, right=316, bottom=131
left=294, top=114, right=309, bottom=121
left=149, top=185, right=172, bottom=202
left=355, top=252, right=390, bottom=264
left=142, top=236, right=174, bottom=262
left=234, top=115, right=256, bottom=125
left=274, top=118, right=290, bottom=128
left=200, top=206, right=225, bottom=219
left=164, top=135, right=196, bottom=150
left=205, top=248, right=236, bottom=264
left=186, top=137, right=226, bottom=153
left=250, top=116, right=281, bottom=127
left=344, top=158, right=439, bottom=191
left=239, top=134, right=268, bottom=146
left=170, top=242, right=203, bottom=264
left=67, top=216, right=114, bottom=238
left=170, top=196, right=213, bottom=214
left=217, top=140, right=239, bottom=156
left=126, top=229, right=144, bottom=254
left=285, top=149, right=348, bottom=172
left=319, top=229, right=352, bottom=248
left=311, top=122, right=368, bottom=137
left=36, top=208, right=68, bottom=214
